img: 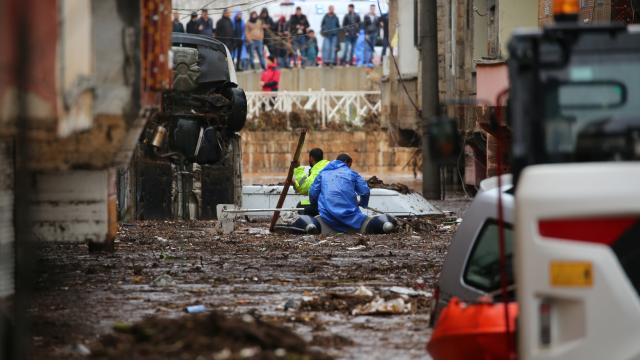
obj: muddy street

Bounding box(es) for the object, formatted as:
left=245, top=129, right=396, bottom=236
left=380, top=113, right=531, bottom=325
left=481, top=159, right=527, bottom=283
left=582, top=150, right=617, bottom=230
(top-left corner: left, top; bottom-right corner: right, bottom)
left=29, top=198, right=468, bottom=360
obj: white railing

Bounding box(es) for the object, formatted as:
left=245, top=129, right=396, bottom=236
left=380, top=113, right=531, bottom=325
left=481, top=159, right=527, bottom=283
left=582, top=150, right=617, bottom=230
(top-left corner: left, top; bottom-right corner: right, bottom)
left=245, top=90, right=381, bottom=128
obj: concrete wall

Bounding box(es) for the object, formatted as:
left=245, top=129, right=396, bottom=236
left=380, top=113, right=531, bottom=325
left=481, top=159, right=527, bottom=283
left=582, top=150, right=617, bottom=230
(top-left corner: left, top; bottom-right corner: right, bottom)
left=237, top=67, right=381, bottom=92
left=241, top=130, right=416, bottom=174
left=498, top=0, right=538, bottom=57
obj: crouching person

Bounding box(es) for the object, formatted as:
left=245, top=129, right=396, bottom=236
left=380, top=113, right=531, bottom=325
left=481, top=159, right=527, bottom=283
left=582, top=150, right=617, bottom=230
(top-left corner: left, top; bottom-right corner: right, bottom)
left=309, top=153, right=396, bottom=234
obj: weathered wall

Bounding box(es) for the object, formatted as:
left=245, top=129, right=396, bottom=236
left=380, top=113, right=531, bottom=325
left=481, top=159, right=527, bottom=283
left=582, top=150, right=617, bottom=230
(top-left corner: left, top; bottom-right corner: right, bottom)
left=237, top=67, right=382, bottom=92
left=0, top=142, right=14, bottom=297
left=241, top=130, right=416, bottom=174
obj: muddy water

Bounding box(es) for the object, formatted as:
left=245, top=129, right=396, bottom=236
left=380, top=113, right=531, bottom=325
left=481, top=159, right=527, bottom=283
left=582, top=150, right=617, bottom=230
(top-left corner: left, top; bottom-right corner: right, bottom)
left=29, top=213, right=470, bottom=359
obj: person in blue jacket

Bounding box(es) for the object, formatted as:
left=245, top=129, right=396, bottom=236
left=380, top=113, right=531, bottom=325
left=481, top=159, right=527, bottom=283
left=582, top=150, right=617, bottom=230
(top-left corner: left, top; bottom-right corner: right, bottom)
left=309, top=153, right=370, bottom=233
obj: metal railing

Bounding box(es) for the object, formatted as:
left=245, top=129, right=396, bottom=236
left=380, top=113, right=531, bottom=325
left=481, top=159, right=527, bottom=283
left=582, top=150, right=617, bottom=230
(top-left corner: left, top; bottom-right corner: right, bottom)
left=245, top=90, right=381, bottom=128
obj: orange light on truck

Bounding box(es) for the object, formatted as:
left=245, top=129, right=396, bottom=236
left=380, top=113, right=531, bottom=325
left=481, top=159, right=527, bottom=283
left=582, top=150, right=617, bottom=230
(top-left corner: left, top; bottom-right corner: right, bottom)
left=553, top=0, right=579, bottom=16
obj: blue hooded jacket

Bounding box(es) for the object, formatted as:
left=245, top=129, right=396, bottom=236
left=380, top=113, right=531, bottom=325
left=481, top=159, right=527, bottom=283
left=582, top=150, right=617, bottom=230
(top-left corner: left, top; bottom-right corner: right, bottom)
left=309, top=160, right=370, bottom=232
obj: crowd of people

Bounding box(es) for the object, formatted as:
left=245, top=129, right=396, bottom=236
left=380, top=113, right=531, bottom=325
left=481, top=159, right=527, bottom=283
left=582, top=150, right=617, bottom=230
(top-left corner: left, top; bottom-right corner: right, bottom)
left=172, top=4, right=389, bottom=71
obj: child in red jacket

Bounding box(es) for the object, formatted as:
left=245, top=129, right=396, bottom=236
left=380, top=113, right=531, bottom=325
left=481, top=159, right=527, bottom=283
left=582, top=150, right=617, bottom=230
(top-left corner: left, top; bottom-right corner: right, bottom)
left=260, top=55, right=280, bottom=92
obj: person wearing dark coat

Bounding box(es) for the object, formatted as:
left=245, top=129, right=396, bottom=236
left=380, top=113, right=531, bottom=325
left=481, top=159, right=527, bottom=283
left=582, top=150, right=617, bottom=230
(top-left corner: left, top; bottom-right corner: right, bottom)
left=215, top=8, right=234, bottom=51
left=320, top=5, right=340, bottom=66
left=259, top=8, right=275, bottom=54
left=341, top=4, right=361, bottom=65
left=273, top=16, right=291, bottom=68
left=381, top=12, right=390, bottom=56
left=289, top=6, right=310, bottom=66
left=186, top=12, right=199, bottom=34
left=232, top=11, right=245, bottom=70
left=363, top=4, right=380, bottom=65
left=172, top=11, right=184, bottom=32
left=197, top=9, right=214, bottom=36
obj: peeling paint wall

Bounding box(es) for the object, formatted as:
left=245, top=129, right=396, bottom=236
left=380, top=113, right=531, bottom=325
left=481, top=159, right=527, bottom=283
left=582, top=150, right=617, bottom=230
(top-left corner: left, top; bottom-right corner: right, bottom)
left=0, top=142, right=14, bottom=297
left=30, top=171, right=109, bottom=243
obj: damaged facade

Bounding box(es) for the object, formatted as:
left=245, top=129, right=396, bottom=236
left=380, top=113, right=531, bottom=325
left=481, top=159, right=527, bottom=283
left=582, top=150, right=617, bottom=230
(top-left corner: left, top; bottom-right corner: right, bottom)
left=383, top=0, right=639, bottom=188
left=0, top=1, right=172, bottom=303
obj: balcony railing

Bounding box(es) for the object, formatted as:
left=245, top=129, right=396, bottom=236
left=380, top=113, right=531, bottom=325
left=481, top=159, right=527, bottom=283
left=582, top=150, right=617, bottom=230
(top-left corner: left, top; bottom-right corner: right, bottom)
left=245, top=90, right=381, bottom=129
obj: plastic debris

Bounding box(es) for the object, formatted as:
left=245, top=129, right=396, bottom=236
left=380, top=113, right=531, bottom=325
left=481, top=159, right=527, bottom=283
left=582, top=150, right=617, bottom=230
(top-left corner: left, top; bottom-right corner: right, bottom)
left=73, top=343, right=91, bottom=356
left=247, top=228, right=270, bottom=235
left=346, top=245, right=366, bottom=251
left=151, top=274, right=176, bottom=287
left=387, top=286, right=432, bottom=297
left=274, top=348, right=287, bottom=357
left=155, top=236, right=168, bottom=243
left=302, top=235, right=315, bottom=241
left=284, top=299, right=297, bottom=312
left=213, top=348, right=232, bottom=360
left=184, top=305, right=207, bottom=314
left=352, top=297, right=411, bottom=315
left=239, top=347, right=260, bottom=358
left=353, top=285, right=374, bottom=297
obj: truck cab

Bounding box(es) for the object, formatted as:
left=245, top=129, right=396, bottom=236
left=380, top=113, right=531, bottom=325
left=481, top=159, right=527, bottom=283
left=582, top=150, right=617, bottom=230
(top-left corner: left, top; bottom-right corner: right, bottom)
left=508, top=11, right=640, bottom=360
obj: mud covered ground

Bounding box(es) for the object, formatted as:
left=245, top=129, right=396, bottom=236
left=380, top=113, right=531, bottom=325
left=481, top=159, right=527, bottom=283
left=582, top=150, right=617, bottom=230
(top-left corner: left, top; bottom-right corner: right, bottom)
left=29, top=197, right=470, bottom=360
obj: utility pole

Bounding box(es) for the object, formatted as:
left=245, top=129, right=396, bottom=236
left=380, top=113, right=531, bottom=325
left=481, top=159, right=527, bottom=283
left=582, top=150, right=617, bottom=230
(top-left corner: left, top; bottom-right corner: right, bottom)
left=420, top=0, right=441, bottom=199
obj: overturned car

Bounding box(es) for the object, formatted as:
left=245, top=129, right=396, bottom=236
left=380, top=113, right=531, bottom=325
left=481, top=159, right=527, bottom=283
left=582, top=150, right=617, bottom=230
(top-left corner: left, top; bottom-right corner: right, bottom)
left=136, top=33, right=247, bottom=220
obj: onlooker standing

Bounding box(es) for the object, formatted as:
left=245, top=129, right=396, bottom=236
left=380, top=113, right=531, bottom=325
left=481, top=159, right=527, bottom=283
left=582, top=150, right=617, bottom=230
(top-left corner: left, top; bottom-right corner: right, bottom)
left=232, top=12, right=245, bottom=70
left=215, top=8, right=234, bottom=51
left=363, top=4, right=380, bottom=66
left=305, top=30, right=319, bottom=66
left=259, top=8, right=275, bottom=55
left=186, top=12, right=199, bottom=34
left=320, top=5, right=340, bottom=66
left=289, top=6, right=310, bottom=67
left=380, top=12, right=390, bottom=57
left=341, top=4, right=361, bottom=66
left=274, top=16, right=291, bottom=69
left=245, top=11, right=266, bottom=70
left=260, top=56, right=281, bottom=92
left=172, top=11, right=184, bottom=32
left=197, top=9, right=214, bottom=36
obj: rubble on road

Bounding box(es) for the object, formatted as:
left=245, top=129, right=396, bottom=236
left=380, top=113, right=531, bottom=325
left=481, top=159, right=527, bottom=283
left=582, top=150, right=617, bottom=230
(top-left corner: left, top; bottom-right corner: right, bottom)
left=366, top=176, right=412, bottom=194
left=30, top=206, right=469, bottom=359
left=352, top=297, right=411, bottom=315
left=90, top=312, right=330, bottom=360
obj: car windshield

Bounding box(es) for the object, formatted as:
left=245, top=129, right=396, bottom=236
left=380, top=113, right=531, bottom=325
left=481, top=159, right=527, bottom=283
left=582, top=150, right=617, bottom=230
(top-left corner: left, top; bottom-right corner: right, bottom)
left=463, top=220, right=514, bottom=293
left=542, top=55, right=640, bottom=162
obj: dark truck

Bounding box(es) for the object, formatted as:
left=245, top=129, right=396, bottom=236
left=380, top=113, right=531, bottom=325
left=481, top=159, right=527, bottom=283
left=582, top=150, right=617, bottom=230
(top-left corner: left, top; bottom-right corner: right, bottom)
left=136, top=33, right=247, bottom=220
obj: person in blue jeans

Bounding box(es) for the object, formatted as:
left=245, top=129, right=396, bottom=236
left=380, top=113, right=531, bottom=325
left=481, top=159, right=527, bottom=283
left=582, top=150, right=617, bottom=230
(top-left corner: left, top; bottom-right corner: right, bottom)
left=363, top=4, right=380, bottom=66
left=289, top=6, right=310, bottom=67
left=245, top=11, right=266, bottom=70
left=320, top=5, right=340, bottom=66
left=341, top=4, right=361, bottom=66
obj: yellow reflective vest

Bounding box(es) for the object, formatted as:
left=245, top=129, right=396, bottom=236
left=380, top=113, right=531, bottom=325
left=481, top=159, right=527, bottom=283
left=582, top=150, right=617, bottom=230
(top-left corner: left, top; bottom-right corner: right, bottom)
left=293, top=159, right=330, bottom=205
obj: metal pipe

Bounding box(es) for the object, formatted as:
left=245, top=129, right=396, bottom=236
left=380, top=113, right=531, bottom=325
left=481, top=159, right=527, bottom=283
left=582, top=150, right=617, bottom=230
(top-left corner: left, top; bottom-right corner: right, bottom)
left=421, top=0, right=442, bottom=199
left=223, top=208, right=304, bottom=213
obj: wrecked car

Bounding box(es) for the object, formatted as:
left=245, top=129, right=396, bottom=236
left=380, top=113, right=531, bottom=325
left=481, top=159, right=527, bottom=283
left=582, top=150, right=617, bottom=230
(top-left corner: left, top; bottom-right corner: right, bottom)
left=136, top=33, right=247, bottom=220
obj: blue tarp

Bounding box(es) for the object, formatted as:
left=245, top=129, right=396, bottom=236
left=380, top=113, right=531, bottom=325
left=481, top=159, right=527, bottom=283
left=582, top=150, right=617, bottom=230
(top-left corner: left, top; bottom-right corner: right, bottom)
left=309, top=160, right=370, bottom=232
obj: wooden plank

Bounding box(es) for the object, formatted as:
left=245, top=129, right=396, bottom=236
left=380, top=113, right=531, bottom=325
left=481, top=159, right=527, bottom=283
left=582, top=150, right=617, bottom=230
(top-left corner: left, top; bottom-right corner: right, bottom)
left=269, top=130, right=307, bottom=232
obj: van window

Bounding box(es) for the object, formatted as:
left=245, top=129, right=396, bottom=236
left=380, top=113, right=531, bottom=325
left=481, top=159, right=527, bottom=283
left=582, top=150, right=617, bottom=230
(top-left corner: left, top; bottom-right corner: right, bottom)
left=463, top=220, right=514, bottom=293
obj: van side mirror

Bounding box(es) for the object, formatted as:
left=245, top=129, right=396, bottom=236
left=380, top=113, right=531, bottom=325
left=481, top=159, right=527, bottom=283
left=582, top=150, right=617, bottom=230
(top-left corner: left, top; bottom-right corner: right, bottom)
left=427, top=116, right=462, bottom=166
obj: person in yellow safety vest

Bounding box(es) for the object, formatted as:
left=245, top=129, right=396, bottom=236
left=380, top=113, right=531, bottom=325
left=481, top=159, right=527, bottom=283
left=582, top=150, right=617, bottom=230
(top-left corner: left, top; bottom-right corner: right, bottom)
left=293, top=148, right=330, bottom=216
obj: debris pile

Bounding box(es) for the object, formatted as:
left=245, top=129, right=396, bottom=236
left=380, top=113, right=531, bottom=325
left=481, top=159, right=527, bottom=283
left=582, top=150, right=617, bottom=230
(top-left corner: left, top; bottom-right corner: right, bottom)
left=366, top=176, right=412, bottom=194
left=300, top=285, right=433, bottom=316
left=90, top=311, right=330, bottom=359
left=246, top=108, right=382, bottom=131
